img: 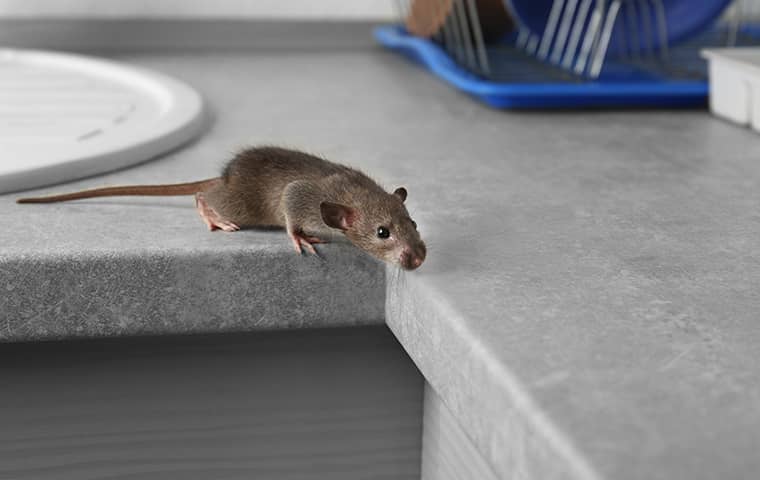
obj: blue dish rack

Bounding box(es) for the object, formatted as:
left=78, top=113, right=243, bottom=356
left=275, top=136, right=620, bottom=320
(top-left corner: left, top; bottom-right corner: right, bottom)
left=374, top=24, right=758, bottom=109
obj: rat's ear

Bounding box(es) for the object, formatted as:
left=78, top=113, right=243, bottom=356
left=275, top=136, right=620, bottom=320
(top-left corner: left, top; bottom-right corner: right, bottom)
left=393, top=187, right=407, bottom=203
left=320, top=202, right=358, bottom=230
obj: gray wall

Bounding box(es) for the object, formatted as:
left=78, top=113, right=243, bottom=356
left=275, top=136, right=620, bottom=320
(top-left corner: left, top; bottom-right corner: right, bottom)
left=2, top=0, right=754, bottom=23
left=0, top=0, right=395, bottom=19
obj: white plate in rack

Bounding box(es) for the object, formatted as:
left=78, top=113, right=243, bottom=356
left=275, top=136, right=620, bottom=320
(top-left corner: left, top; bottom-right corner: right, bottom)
left=0, top=49, right=205, bottom=194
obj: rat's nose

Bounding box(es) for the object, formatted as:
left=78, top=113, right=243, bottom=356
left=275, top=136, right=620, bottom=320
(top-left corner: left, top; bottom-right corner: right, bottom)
left=401, top=244, right=426, bottom=270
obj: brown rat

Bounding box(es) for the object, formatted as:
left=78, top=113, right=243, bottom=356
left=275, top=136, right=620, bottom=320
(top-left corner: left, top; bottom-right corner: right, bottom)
left=17, top=146, right=427, bottom=270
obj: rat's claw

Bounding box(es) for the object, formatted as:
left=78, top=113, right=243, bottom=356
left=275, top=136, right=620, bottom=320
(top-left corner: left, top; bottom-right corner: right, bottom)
left=301, top=241, right=317, bottom=255
left=217, top=221, right=240, bottom=232
left=289, top=231, right=321, bottom=255
left=303, top=235, right=327, bottom=244
left=290, top=234, right=303, bottom=254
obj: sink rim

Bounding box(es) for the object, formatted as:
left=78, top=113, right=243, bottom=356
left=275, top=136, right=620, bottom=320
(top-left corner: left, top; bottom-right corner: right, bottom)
left=0, top=48, right=205, bottom=194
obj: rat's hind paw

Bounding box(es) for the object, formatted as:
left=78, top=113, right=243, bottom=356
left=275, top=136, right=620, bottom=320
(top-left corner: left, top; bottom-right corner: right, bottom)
left=195, top=193, right=239, bottom=232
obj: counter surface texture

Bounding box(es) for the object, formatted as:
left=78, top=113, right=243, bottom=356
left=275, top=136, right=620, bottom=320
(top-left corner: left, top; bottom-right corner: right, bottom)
left=2, top=34, right=759, bottom=480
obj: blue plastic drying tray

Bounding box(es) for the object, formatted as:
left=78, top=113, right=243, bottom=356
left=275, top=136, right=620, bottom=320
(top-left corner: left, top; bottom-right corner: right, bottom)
left=374, top=25, right=710, bottom=109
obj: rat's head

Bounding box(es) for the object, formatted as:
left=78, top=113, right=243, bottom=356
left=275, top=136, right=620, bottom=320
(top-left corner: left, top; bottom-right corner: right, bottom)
left=320, top=187, right=426, bottom=270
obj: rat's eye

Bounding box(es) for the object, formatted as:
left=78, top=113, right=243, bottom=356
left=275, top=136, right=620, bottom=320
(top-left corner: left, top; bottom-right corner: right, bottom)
left=411, top=220, right=417, bottom=230
left=377, top=226, right=390, bottom=239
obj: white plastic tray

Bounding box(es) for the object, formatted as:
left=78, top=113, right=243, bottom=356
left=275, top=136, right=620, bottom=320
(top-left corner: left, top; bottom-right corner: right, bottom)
left=0, top=49, right=205, bottom=194
left=702, top=48, right=760, bottom=132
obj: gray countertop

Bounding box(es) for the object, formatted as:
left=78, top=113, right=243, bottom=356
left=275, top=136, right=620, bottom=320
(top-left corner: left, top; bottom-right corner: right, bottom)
left=2, top=28, right=760, bottom=480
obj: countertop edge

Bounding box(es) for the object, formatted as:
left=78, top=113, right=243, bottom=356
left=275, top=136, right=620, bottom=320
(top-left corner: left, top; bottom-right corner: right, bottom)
left=0, top=245, right=386, bottom=343
left=386, top=273, right=604, bottom=480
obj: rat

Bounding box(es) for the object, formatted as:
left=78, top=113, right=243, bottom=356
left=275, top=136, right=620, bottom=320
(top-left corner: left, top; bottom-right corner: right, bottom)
left=17, top=146, right=427, bottom=270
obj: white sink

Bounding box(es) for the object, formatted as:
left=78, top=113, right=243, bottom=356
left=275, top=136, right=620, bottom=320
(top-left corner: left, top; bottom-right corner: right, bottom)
left=0, top=49, right=205, bottom=194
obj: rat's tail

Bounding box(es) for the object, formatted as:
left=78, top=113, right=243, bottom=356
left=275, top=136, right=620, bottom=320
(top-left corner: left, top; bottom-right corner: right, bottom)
left=16, top=178, right=220, bottom=204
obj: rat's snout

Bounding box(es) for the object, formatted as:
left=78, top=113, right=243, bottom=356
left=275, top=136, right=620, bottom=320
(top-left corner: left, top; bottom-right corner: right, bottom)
left=400, top=243, right=426, bottom=270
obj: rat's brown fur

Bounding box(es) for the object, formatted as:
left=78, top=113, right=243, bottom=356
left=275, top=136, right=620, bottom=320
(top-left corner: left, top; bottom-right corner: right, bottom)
left=17, top=146, right=427, bottom=270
